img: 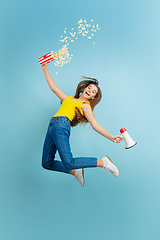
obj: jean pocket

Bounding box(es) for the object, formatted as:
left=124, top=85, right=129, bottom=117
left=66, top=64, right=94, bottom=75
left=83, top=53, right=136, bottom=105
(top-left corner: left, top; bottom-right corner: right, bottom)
left=56, top=120, right=64, bottom=126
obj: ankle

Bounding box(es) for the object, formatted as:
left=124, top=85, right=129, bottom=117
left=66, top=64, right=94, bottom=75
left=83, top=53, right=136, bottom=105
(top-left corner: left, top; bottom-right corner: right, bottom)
left=97, top=160, right=104, bottom=168
left=70, top=169, right=76, bottom=176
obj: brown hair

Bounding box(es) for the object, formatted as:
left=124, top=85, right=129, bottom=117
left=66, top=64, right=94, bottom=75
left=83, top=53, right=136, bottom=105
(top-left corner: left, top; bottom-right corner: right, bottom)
left=70, top=76, right=102, bottom=127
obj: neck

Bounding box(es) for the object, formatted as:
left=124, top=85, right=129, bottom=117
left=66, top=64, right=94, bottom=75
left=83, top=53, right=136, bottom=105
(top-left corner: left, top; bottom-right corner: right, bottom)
left=78, top=96, right=88, bottom=101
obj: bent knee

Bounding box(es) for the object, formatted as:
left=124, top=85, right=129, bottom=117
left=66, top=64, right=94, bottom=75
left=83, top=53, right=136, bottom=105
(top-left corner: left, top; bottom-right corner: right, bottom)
left=42, top=161, right=48, bottom=170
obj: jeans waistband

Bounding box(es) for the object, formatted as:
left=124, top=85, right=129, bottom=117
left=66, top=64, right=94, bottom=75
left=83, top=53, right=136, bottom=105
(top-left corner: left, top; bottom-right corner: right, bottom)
left=52, top=116, right=70, bottom=123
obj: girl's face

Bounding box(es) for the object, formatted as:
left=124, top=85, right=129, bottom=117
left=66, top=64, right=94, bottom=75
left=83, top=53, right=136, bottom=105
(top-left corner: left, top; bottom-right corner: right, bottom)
left=83, top=84, right=98, bottom=100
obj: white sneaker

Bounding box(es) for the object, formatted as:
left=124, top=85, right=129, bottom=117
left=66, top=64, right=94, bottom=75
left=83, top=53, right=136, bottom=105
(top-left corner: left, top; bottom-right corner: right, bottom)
left=75, top=169, right=85, bottom=187
left=102, top=156, right=119, bottom=177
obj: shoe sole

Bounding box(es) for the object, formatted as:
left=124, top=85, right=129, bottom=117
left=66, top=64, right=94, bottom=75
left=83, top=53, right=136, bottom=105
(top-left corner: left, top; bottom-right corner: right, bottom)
left=106, top=156, right=119, bottom=177
left=82, top=168, right=85, bottom=187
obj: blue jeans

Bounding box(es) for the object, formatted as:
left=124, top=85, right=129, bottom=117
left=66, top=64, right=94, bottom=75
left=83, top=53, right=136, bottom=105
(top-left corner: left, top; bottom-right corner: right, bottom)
left=42, top=117, right=97, bottom=174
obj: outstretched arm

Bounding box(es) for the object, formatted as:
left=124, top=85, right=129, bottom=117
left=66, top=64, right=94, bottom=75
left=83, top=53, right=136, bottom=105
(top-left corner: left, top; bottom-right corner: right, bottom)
left=81, top=103, right=123, bottom=143
left=41, top=64, right=68, bottom=101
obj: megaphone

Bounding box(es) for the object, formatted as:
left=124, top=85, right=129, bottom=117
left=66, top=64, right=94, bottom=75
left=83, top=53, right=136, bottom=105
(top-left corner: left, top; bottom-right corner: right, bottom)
left=120, top=128, right=137, bottom=149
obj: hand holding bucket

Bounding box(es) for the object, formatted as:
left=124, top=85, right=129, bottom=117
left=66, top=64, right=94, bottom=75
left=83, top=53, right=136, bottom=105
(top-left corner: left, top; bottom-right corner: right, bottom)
left=38, top=52, right=54, bottom=66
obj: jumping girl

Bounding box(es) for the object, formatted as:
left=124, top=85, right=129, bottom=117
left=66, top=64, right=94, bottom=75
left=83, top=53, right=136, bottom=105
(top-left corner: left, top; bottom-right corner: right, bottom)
left=41, top=64, right=123, bottom=187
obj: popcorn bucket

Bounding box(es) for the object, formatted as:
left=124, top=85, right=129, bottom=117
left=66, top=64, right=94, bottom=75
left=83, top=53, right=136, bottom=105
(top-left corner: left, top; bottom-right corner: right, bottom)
left=38, top=52, right=54, bottom=65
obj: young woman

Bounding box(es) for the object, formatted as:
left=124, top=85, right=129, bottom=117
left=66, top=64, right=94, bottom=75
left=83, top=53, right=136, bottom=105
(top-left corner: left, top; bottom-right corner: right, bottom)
left=41, top=63, right=123, bottom=187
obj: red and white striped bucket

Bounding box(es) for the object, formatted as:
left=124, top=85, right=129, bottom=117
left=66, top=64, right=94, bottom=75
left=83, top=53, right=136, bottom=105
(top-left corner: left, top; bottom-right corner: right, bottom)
left=38, top=52, right=54, bottom=65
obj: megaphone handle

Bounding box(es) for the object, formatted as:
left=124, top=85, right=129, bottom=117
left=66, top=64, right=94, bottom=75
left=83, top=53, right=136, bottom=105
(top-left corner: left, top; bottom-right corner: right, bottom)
left=114, top=134, right=123, bottom=143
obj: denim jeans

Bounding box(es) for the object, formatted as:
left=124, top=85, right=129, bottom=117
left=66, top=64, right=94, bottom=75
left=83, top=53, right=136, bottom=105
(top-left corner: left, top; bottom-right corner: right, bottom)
left=42, top=116, right=97, bottom=174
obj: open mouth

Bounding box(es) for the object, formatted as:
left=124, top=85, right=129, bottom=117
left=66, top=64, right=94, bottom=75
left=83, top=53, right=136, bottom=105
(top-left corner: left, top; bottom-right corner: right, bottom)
left=85, top=92, right=90, bottom=96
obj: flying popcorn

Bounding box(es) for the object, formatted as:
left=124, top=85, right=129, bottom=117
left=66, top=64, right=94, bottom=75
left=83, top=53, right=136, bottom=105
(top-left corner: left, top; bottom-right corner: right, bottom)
left=38, top=18, right=100, bottom=71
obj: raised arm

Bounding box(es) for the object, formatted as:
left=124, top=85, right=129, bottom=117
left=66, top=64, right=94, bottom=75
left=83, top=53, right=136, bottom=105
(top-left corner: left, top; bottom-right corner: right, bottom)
left=81, top=103, right=123, bottom=143
left=41, top=64, right=68, bottom=101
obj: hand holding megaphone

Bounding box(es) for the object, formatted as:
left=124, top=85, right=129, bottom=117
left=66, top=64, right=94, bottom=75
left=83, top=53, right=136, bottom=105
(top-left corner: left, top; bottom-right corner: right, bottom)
left=113, top=136, right=123, bottom=144
left=119, top=128, right=137, bottom=149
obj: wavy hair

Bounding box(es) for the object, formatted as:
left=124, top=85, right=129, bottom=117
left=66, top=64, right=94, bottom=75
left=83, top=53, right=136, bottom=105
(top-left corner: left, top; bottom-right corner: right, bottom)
left=70, top=76, right=102, bottom=127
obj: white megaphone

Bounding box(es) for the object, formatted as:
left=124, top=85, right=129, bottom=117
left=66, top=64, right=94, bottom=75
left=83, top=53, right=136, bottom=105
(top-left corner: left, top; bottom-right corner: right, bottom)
left=120, top=128, right=137, bottom=149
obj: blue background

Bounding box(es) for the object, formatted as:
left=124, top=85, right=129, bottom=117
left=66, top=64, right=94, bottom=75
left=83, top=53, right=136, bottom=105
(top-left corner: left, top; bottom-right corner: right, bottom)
left=1, top=0, right=160, bottom=239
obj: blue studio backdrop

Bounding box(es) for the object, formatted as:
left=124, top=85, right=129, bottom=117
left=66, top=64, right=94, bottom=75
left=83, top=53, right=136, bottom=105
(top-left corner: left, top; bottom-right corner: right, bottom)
left=0, top=0, right=160, bottom=240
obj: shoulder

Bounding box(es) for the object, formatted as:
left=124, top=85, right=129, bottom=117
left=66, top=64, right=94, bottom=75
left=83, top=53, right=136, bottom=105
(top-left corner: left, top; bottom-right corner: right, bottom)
left=68, top=95, right=74, bottom=99
left=81, top=102, right=95, bottom=124
left=64, top=95, right=73, bottom=100
left=81, top=102, right=92, bottom=112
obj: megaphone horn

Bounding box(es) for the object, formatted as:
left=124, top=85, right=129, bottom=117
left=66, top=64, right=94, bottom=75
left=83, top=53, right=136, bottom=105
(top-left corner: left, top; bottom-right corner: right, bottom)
left=120, top=128, right=137, bottom=149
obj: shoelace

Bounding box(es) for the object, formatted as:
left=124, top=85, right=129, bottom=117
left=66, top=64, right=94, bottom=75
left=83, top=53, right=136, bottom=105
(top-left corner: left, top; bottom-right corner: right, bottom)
left=104, top=157, right=116, bottom=174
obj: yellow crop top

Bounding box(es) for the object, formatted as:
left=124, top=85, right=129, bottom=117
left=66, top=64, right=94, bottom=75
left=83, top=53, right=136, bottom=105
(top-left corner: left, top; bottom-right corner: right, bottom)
left=53, top=95, right=90, bottom=121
